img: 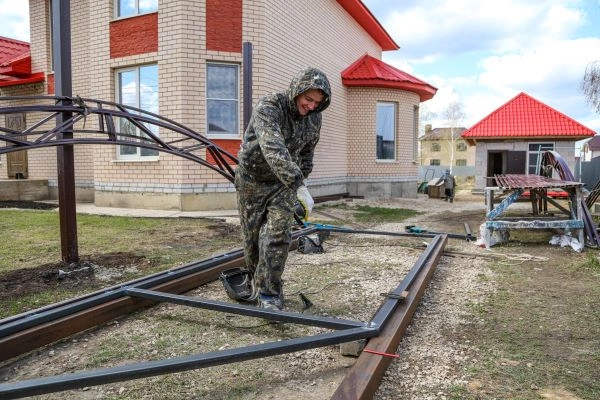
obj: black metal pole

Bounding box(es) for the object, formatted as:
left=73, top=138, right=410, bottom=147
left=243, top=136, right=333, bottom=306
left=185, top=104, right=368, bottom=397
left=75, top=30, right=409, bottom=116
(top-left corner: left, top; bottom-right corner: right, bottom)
left=52, top=0, right=78, bottom=263
left=242, top=42, right=253, bottom=131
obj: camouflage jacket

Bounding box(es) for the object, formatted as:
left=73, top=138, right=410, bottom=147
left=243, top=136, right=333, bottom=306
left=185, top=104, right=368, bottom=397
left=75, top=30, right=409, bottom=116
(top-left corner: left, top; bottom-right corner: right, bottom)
left=236, top=67, right=331, bottom=190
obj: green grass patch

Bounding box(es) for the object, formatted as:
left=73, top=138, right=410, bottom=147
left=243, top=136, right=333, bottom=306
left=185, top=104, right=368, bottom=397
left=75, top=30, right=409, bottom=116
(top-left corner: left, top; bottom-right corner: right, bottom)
left=459, top=248, right=600, bottom=399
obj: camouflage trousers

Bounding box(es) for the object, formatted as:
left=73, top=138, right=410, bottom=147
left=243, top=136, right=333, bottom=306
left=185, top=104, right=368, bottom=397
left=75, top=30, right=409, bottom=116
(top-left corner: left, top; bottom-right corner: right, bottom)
left=235, top=171, right=295, bottom=298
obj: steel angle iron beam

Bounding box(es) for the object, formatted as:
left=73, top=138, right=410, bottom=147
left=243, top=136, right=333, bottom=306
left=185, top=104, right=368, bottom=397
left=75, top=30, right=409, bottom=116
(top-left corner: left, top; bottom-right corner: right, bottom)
left=332, top=234, right=448, bottom=400
left=0, top=226, right=318, bottom=362
left=0, top=231, right=446, bottom=399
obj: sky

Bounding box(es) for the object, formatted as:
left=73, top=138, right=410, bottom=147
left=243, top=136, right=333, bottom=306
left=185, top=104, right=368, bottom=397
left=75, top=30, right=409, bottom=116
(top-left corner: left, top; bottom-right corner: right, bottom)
left=1, top=1, right=599, bottom=135
left=362, top=0, right=600, bottom=136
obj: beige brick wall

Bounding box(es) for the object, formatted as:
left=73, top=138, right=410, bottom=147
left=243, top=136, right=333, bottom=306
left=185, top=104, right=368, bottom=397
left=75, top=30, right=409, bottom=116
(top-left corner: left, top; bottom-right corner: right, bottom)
left=420, top=135, right=476, bottom=167
left=252, top=0, right=383, bottom=182
left=10, top=0, right=430, bottom=208
left=347, top=87, right=420, bottom=177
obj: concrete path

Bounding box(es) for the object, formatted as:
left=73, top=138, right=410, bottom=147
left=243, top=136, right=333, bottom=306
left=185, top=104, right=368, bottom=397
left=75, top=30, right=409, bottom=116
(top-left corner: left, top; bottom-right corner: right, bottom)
left=74, top=203, right=239, bottom=221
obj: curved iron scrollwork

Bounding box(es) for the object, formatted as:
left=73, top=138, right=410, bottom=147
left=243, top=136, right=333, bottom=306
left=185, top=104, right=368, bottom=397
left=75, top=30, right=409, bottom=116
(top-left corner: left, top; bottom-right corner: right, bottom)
left=542, top=150, right=600, bottom=246
left=0, top=95, right=238, bottom=182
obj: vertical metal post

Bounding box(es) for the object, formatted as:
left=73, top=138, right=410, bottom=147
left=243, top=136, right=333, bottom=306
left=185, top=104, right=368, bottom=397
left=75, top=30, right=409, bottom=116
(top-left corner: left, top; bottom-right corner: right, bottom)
left=52, top=0, right=79, bottom=263
left=242, top=42, right=253, bottom=131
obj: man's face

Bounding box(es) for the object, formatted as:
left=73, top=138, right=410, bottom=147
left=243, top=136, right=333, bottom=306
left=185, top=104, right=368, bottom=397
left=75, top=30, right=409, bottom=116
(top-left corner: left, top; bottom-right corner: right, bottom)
left=296, top=89, right=324, bottom=116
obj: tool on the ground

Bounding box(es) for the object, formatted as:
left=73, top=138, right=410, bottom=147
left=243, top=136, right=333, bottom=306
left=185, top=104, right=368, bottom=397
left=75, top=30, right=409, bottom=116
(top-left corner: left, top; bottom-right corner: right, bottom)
left=299, top=292, right=313, bottom=311
left=405, top=225, right=427, bottom=234
left=297, top=234, right=324, bottom=253
left=219, top=268, right=254, bottom=302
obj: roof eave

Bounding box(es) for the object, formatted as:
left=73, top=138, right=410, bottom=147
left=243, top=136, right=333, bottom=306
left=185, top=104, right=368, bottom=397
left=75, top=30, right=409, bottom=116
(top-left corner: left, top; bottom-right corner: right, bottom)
left=461, top=134, right=595, bottom=141
left=336, top=0, right=399, bottom=51
left=0, top=72, right=45, bottom=87
left=0, top=55, right=32, bottom=77
left=342, top=78, right=436, bottom=101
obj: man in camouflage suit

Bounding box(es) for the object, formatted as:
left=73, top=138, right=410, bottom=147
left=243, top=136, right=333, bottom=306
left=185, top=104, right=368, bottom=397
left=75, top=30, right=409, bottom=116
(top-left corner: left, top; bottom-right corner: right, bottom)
left=234, top=67, right=331, bottom=311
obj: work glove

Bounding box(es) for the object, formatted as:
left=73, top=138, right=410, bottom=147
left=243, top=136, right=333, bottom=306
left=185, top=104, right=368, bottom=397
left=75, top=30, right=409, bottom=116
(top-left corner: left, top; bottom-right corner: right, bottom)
left=296, top=185, right=314, bottom=221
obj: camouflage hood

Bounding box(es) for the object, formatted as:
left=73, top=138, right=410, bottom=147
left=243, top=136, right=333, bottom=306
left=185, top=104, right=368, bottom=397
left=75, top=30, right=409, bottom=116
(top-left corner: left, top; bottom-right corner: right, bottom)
left=287, top=67, right=331, bottom=119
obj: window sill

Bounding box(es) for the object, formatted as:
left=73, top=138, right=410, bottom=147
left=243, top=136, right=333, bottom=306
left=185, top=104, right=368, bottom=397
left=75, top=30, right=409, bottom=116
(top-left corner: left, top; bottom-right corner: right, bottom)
left=112, top=156, right=160, bottom=163
left=207, top=134, right=241, bottom=140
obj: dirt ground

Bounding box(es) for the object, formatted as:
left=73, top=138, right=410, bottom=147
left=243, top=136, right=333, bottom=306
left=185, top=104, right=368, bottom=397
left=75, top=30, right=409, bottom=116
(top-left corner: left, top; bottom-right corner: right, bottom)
left=0, top=193, right=594, bottom=399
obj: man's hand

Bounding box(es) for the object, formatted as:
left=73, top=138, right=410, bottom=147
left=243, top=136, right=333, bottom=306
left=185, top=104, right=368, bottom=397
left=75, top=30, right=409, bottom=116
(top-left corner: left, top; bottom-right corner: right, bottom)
left=296, top=185, right=314, bottom=220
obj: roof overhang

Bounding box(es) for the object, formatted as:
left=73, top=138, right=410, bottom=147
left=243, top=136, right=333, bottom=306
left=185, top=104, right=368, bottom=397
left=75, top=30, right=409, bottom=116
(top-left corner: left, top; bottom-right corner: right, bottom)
left=0, top=72, right=45, bottom=87
left=343, top=78, right=436, bottom=102
left=341, top=54, right=437, bottom=102
left=0, top=54, right=32, bottom=77
left=462, top=135, right=595, bottom=146
left=336, top=0, right=399, bottom=51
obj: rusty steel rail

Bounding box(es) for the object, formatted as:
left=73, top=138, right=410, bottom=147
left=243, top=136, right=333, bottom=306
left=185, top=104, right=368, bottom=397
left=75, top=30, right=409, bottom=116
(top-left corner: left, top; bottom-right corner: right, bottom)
left=0, top=231, right=448, bottom=399
left=332, top=234, right=447, bottom=399
left=0, top=226, right=315, bottom=362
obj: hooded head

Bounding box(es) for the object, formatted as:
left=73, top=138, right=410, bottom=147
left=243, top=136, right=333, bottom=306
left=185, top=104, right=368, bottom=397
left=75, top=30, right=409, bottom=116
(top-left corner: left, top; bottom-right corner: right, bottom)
left=287, top=67, right=331, bottom=118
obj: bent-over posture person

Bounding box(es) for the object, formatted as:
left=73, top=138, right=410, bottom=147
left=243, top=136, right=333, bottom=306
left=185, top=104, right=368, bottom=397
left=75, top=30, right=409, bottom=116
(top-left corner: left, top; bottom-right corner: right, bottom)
left=234, top=67, right=331, bottom=310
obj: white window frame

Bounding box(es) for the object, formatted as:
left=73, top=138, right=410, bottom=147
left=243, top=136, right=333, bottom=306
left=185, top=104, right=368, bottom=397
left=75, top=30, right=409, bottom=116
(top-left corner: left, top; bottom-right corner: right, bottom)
left=376, top=102, right=397, bottom=161
left=527, top=142, right=555, bottom=175
left=206, top=62, right=240, bottom=138
left=114, top=0, right=158, bottom=19
left=114, top=64, right=159, bottom=161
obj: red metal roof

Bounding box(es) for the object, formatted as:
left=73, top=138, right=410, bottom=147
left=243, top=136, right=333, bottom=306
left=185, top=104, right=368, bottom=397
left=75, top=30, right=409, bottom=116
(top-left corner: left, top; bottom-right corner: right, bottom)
left=0, top=36, right=32, bottom=77
left=462, top=92, right=596, bottom=140
left=336, top=0, right=399, bottom=51
left=341, top=54, right=437, bottom=101
left=0, top=35, right=45, bottom=87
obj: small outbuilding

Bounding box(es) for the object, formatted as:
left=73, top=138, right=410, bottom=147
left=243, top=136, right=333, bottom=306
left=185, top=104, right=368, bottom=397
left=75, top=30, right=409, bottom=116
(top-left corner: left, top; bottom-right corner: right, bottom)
left=461, top=92, right=596, bottom=190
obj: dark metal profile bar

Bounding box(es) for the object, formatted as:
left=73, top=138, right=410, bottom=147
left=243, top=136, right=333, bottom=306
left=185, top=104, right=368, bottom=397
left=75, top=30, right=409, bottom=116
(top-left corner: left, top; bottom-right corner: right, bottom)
left=370, top=234, right=445, bottom=328
left=0, top=248, right=240, bottom=337
left=321, top=226, right=472, bottom=241
left=125, top=287, right=366, bottom=330
left=52, top=0, right=78, bottom=263
left=0, top=326, right=377, bottom=399
left=332, top=234, right=447, bottom=400
left=0, top=229, right=448, bottom=399
left=0, top=228, right=316, bottom=342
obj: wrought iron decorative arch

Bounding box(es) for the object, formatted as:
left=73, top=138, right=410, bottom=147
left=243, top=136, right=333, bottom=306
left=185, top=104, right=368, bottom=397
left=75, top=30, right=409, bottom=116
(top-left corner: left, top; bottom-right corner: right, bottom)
left=0, top=95, right=238, bottom=182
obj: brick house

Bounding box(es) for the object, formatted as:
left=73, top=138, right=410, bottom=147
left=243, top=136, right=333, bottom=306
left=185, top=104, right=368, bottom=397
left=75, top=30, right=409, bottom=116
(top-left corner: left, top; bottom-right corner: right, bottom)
left=0, top=0, right=436, bottom=210
left=461, top=92, right=596, bottom=190
left=418, top=126, right=474, bottom=178
left=581, top=135, right=600, bottom=162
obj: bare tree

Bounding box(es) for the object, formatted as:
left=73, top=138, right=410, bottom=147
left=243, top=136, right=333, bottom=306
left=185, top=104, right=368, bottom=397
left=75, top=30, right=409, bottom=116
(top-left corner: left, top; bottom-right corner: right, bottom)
left=443, top=100, right=465, bottom=173
left=582, top=61, right=600, bottom=114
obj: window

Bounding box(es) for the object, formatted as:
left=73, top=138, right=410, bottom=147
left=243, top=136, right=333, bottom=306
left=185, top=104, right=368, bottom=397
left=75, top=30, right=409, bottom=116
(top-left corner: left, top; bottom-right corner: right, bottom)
left=116, top=0, right=157, bottom=18
left=116, top=64, right=159, bottom=158
left=430, top=159, right=440, bottom=166
left=207, top=63, right=239, bottom=136
left=431, top=142, right=440, bottom=152
left=456, top=141, right=467, bottom=151
left=528, top=143, right=554, bottom=174
left=413, top=105, right=419, bottom=161
left=376, top=102, right=396, bottom=160
left=456, top=159, right=467, bottom=166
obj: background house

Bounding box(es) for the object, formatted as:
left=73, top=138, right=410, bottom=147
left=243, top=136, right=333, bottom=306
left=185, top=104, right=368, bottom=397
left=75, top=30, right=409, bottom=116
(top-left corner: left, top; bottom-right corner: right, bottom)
left=0, top=0, right=437, bottom=210
left=581, top=135, right=600, bottom=161
left=461, top=92, right=596, bottom=190
left=418, top=125, right=474, bottom=182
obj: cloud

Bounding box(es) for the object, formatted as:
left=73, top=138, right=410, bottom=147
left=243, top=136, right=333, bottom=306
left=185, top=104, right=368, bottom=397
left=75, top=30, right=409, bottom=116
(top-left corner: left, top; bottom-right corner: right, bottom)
left=480, top=37, right=600, bottom=90
left=0, top=0, right=29, bottom=41
left=379, top=0, right=586, bottom=62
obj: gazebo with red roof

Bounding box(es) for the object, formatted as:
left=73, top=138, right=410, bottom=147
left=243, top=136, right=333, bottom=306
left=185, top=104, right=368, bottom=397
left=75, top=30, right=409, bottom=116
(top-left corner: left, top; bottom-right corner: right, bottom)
left=461, top=92, right=596, bottom=189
